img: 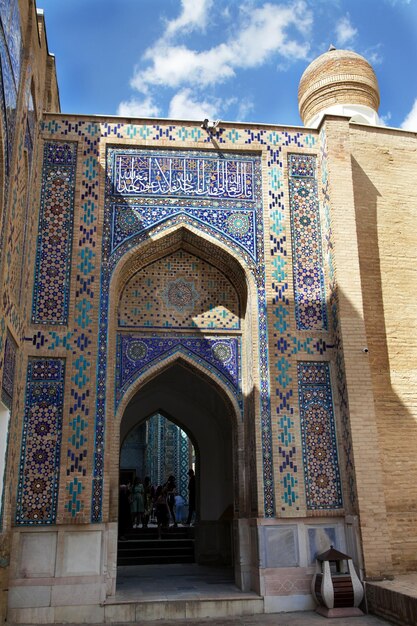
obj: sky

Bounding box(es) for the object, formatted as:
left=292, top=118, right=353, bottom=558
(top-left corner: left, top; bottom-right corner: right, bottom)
left=36, top=0, right=417, bottom=130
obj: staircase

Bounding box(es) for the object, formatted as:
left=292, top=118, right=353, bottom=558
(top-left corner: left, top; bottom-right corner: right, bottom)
left=118, top=525, right=195, bottom=566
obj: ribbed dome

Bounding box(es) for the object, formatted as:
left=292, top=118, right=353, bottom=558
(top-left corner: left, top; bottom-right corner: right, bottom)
left=298, top=48, right=380, bottom=127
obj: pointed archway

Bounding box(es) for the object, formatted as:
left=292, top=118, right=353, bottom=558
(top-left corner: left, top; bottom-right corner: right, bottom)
left=103, top=223, right=260, bottom=595
left=117, top=357, right=240, bottom=570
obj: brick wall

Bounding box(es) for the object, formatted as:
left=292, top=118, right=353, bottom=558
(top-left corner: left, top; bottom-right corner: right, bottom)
left=351, top=124, right=417, bottom=573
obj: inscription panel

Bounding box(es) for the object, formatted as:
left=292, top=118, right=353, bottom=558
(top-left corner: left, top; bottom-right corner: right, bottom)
left=113, top=150, right=255, bottom=201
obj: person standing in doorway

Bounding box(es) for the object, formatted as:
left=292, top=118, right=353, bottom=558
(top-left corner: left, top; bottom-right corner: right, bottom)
left=184, top=468, right=195, bottom=526
left=142, top=476, right=152, bottom=528
left=174, top=493, right=185, bottom=523
left=165, top=475, right=177, bottom=527
left=130, top=477, right=144, bottom=529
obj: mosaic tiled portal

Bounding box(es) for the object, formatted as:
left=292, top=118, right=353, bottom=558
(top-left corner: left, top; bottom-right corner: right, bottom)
left=288, top=154, right=327, bottom=331
left=119, top=249, right=240, bottom=329
left=16, top=358, right=65, bottom=525
left=92, top=145, right=273, bottom=520
left=32, top=120, right=327, bottom=522
left=116, top=334, right=241, bottom=410
left=32, top=141, right=77, bottom=325
left=297, top=361, right=342, bottom=510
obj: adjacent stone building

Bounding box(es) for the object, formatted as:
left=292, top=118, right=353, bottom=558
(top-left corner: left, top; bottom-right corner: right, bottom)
left=0, top=1, right=416, bottom=623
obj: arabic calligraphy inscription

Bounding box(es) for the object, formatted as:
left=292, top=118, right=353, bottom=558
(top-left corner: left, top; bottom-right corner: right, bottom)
left=113, top=152, right=255, bottom=200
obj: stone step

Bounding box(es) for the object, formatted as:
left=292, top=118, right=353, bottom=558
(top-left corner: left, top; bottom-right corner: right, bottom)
left=118, top=553, right=195, bottom=565
left=122, top=526, right=195, bottom=539
left=117, top=529, right=195, bottom=566
left=103, top=596, right=265, bottom=622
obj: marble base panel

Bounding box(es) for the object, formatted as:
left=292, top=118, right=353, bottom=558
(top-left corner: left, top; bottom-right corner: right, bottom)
left=7, top=517, right=362, bottom=623
left=265, top=594, right=316, bottom=613
left=8, top=523, right=117, bottom=622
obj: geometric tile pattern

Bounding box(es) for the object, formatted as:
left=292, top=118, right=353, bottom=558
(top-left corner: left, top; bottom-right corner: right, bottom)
left=144, top=413, right=190, bottom=498
left=15, top=358, right=65, bottom=525
left=297, top=361, right=342, bottom=510
left=32, top=141, right=77, bottom=325
left=118, top=249, right=240, bottom=330
left=268, top=138, right=323, bottom=512
left=288, top=154, right=327, bottom=330
left=116, top=334, right=241, bottom=410
left=66, top=124, right=99, bottom=519
left=178, top=427, right=190, bottom=499
left=1, top=329, right=17, bottom=409
left=112, top=204, right=258, bottom=261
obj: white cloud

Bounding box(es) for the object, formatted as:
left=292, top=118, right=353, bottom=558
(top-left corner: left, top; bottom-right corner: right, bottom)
left=165, top=0, right=213, bottom=37
left=118, top=0, right=313, bottom=119
left=335, top=14, right=358, bottom=46
left=117, top=97, right=160, bottom=118
left=236, top=98, right=255, bottom=121
left=379, top=111, right=391, bottom=126
left=364, top=45, right=383, bottom=65
left=168, top=88, right=221, bottom=120
left=401, top=99, right=417, bottom=131
left=132, top=44, right=236, bottom=92
left=130, top=1, right=312, bottom=94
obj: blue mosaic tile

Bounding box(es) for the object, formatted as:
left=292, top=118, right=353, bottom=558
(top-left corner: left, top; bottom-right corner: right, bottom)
left=144, top=414, right=190, bottom=497
left=32, top=141, right=77, bottom=325
left=16, top=358, right=65, bottom=525
left=35, top=121, right=336, bottom=522
left=288, top=154, right=327, bottom=331
left=112, top=204, right=257, bottom=261
left=7, top=0, right=21, bottom=87
left=116, top=335, right=242, bottom=410
left=298, top=361, right=342, bottom=510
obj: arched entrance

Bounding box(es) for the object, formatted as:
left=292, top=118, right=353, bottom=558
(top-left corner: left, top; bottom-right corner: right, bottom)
left=103, top=224, right=260, bottom=594
left=118, top=358, right=240, bottom=568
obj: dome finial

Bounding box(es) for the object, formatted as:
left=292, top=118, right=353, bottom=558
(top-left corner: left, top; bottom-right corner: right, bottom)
left=328, top=44, right=336, bottom=51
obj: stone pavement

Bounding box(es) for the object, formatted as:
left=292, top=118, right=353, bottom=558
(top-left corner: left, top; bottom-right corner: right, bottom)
left=143, top=614, right=390, bottom=626
left=46, top=613, right=391, bottom=626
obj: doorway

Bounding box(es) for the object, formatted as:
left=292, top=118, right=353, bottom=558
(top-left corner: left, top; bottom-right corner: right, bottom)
left=117, top=359, right=239, bottom=571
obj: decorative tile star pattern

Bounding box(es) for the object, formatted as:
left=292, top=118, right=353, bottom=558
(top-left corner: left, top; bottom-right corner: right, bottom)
left=32, top=141, right=77, bottom=325
left=16, top=358, right=65, bottom=525
left=298, top=361, right=342, bottom=510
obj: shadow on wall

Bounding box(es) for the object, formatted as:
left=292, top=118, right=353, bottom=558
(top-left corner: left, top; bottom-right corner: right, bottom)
left=352, top=156, right=417, bottom=572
